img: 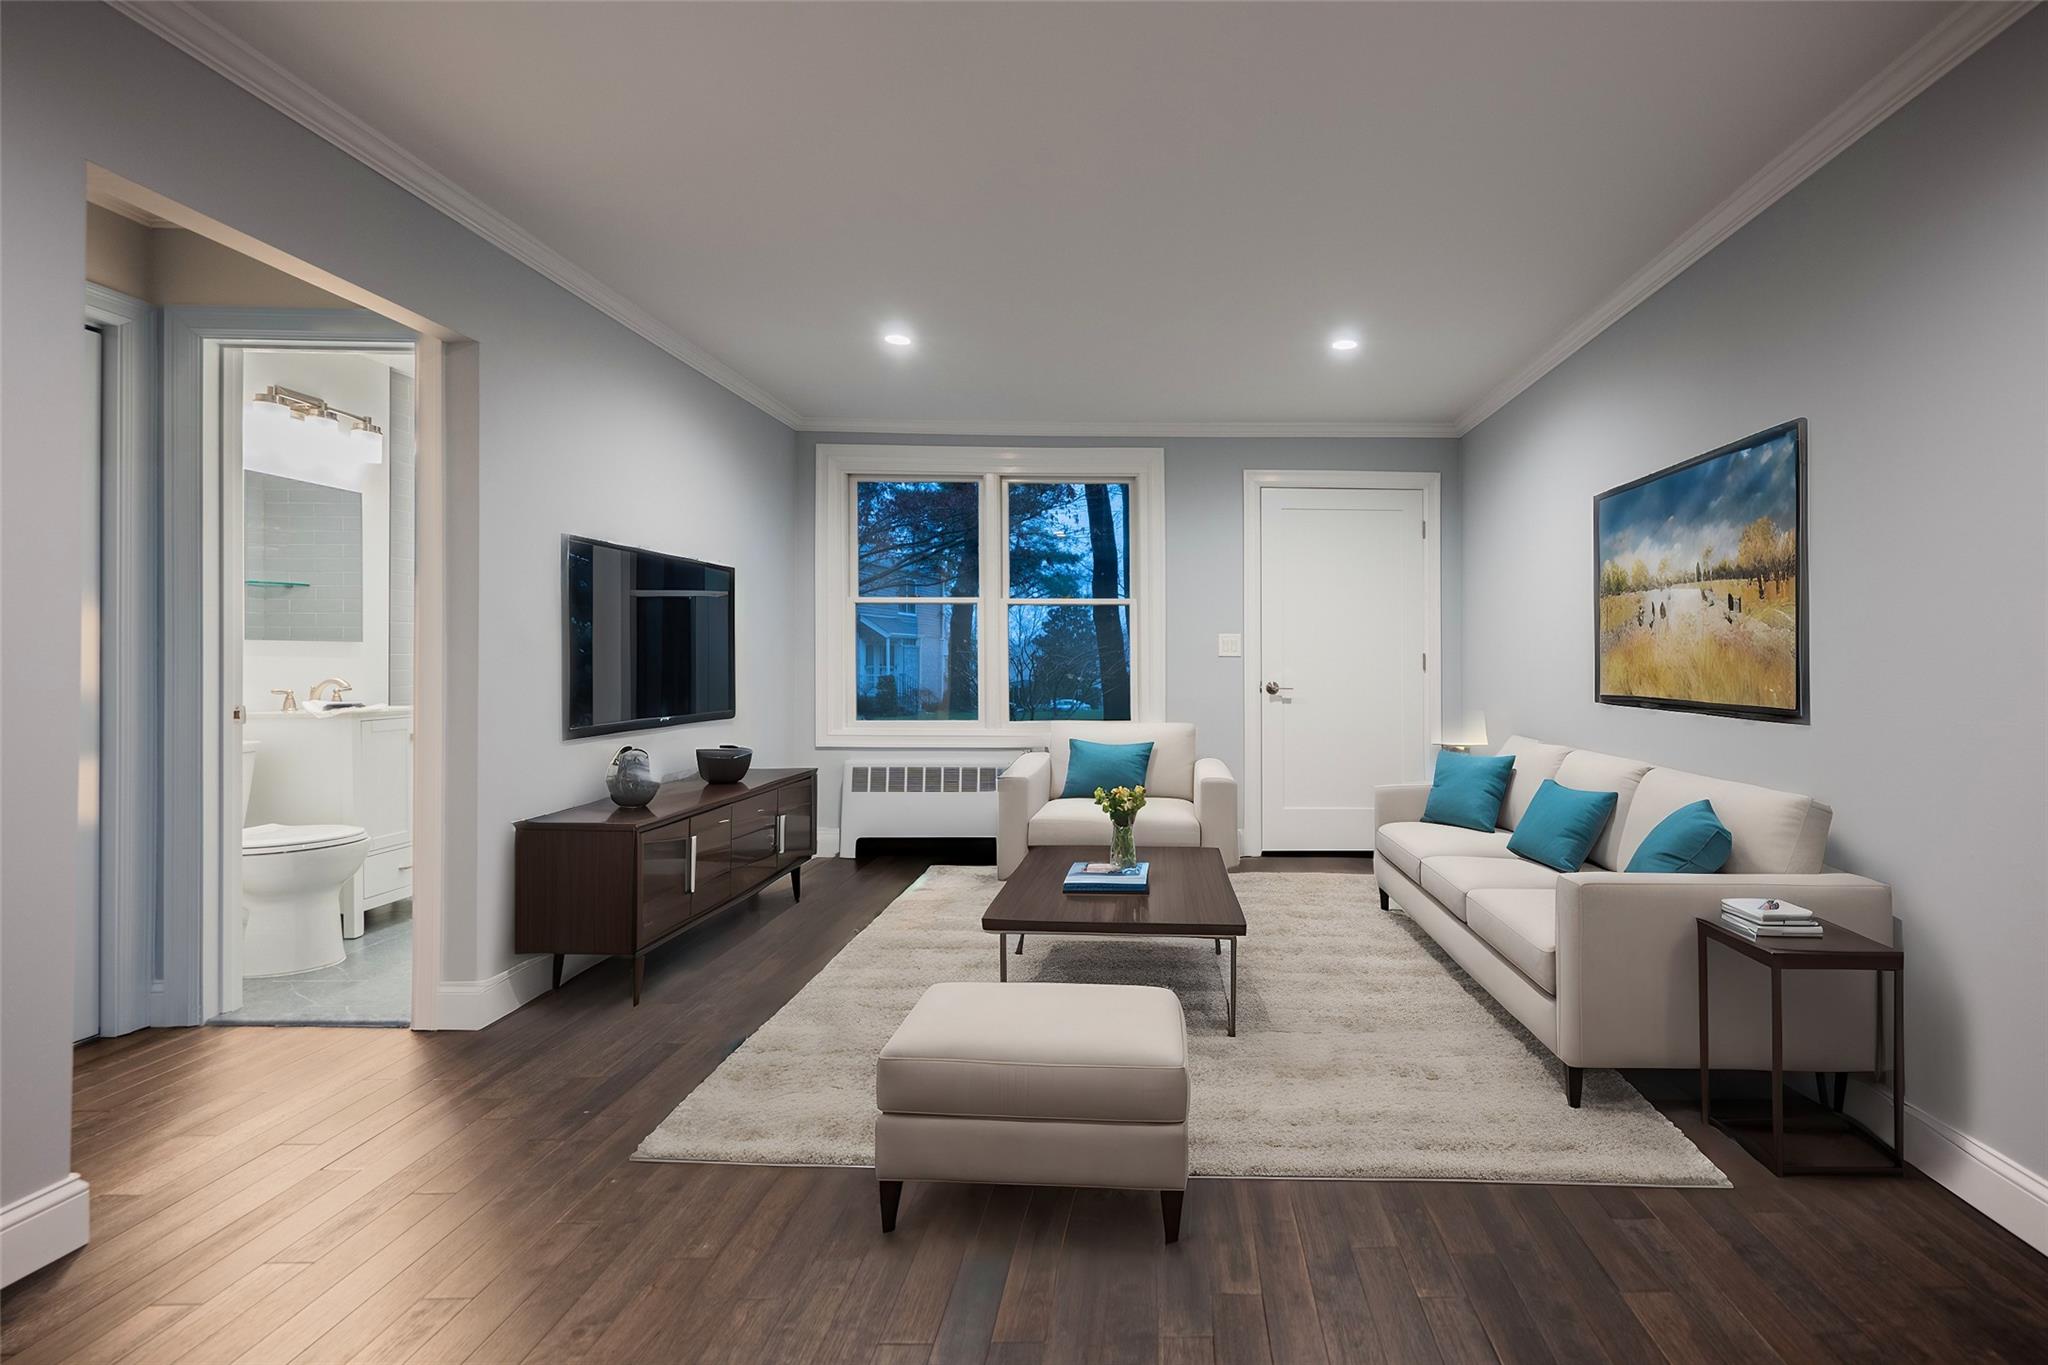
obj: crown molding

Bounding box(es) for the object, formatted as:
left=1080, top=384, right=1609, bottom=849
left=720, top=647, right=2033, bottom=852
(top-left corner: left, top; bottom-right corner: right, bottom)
left=1453, top=0, right=2035, bottom=436
left=798, top=417, right=1460, bottom=440
left=109, top=0, right=804, bottom=429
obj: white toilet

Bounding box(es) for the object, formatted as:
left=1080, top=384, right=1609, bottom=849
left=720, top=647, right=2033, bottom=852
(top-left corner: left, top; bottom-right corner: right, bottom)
left=240, top=740, right=368, bottom=977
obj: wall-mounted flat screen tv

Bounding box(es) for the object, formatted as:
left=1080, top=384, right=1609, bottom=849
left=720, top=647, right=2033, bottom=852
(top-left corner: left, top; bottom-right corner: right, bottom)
left=564, top=535, right=736, bottom=738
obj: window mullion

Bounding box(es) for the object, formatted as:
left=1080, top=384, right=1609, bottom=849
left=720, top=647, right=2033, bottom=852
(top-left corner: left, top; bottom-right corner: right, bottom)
left=983, top=473, right=1003, bottom=726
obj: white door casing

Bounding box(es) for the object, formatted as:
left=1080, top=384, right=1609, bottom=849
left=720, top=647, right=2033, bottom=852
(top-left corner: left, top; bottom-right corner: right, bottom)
left=1244, top=473, right=1438, bottom=853
left=76, top=327, right=103, bottom=1043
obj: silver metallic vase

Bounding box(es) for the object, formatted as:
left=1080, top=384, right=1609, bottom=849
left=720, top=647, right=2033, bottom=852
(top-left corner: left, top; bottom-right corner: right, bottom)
left=606, top=745, right=661, bottom=807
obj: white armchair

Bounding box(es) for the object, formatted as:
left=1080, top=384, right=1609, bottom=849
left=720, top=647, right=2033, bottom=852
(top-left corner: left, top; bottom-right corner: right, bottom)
left=997, top=722, right=1239, bottom=878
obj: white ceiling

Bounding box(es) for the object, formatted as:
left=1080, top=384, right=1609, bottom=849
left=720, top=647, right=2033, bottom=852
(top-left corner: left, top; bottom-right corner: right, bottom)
left=187, top=1, right=1962, bottom=432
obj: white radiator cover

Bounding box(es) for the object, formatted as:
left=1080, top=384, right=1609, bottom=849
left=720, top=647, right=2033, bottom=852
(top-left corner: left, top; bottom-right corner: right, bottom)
left=837, top=759, right=1012, bottom=857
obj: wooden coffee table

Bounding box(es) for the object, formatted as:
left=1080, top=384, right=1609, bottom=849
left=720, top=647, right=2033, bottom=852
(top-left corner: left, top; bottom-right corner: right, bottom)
left=983, top=846, right=1248, bottom=1035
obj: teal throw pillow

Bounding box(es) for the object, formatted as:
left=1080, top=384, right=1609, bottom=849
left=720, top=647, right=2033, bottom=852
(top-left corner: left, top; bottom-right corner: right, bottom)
left=1421, top=749, right=1515, bottom=832
left=1061, top=739, right=1154, bottom=799
left=1624, top=799, right=1733, bottom=874
left=1507, top=779, right=1620, bottom=872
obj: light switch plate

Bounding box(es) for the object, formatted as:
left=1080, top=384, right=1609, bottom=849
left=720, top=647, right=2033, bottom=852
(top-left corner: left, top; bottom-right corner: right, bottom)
left=1217, top=633, right=1243, bottom=658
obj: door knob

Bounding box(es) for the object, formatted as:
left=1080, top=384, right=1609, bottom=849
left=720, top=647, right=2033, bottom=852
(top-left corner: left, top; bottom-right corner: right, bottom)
left=1263, top=681, right=1293, bottom=696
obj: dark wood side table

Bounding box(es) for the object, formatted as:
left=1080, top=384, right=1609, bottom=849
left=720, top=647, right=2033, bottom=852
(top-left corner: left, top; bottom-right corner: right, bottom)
left=1697, top=916, right=1903, bottom=1176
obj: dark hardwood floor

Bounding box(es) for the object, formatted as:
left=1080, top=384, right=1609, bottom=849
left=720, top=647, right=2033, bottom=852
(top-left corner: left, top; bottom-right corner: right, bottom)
left=5, top=853, right=2044, bottom=1363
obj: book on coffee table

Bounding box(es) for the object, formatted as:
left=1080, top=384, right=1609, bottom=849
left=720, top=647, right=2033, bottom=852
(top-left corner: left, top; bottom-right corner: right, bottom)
left=1063, top=861, right=1151, bottom=894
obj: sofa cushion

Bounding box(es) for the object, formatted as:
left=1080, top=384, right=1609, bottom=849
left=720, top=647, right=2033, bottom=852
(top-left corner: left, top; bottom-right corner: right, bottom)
left=1030, top=796, right=1200, bottom=846
left=1506, top=779, right=1618, bottom=872
left=1619, top=767, right=1831, bottom=874
left=1495, top=736, right=1571, bottom=831
left=1060, top=739, right=1153, bottom=799
left=1050, top=722, right=1196, bottom=801
left=1422, top=750, right=1515, bottom=831
left=1554, top=749, right=1654, bottom=869
left=1376, top=821, right=1513, bottom=883
left=879, top=982, right=1188, bottom=1123
left=1625, top=799, right=1733, bottom=874
left=1417, top=855, right=1559, bottom=922
left=1466, top=889, right=1557, bottom=995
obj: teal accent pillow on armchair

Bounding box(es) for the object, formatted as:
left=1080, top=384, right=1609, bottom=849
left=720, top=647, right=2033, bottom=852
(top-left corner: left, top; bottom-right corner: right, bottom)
left=1421, top=750, right=1515, bottom=832
left=1061, top=739, right=1154, bottom=799
left=1507, top=779, right=1619, bottom=872
left=1624, top=799, right=1733, bottom=873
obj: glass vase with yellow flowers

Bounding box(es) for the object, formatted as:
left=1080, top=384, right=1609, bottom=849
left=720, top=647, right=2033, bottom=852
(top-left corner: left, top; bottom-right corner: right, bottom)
left=1092, top=784, right=1146, bottom=869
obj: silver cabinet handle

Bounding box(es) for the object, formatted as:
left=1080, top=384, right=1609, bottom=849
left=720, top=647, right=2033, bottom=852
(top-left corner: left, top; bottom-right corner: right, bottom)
left=775, top=813, right=788, bottom=856
left=685, top=834, right=698, bottom=894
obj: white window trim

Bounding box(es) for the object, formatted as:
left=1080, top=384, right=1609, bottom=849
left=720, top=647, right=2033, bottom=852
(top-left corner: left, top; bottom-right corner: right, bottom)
left=815, top=445, right=1166, bottom=748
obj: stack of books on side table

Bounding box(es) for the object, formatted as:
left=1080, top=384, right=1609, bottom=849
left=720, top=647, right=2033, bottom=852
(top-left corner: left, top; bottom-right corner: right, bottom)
left=1064, top=861, right=1151, bottom=894
left=1720, top=897, right=1821, bottom=938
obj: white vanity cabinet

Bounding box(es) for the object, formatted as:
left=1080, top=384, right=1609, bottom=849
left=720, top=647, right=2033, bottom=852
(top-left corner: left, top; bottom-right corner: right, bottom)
left=245, top=706, right=413, bottom=937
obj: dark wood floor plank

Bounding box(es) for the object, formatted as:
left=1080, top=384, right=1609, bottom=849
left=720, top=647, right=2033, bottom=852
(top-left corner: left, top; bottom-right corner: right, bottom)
left=929, top=1183, right=1034, bottom=1363
left=993, top=1186, right=1074, bottom=1344
left=1503, top=1186, right=1663, bottom=1365
left=5, top=853, right=2043, bottom=1365
left=1381, top=1185, right=1462, bottom=1299
left=1211, top=1292, right=1273, bottom=1365
left=1420, top=1294, right=1500, bottom=1365
left=1352, top=1246, right=1444, bottom=1365
left=1243, top=1181, right=1328, bottom=1364
left=1290, top=1182, right=1383, bottom=1365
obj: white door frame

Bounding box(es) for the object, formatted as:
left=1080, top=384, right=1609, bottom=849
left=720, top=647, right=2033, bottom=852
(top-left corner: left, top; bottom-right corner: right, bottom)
left=83, top=284, right=160, bottom=1037
left=162, top=307, right=443, bottom=1027
left=1240, top=470, right=1441, bottom=856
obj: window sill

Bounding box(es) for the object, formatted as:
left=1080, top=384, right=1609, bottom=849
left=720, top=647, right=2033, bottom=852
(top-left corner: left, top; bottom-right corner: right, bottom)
left=816, top=725, right=1054, bottom=751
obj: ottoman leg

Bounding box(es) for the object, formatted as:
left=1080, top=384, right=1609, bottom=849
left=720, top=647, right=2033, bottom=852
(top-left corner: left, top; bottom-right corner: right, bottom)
left=879, top=1180, right=903, bottom=1234
left=1161, top=1190, right=1184, bottom=1244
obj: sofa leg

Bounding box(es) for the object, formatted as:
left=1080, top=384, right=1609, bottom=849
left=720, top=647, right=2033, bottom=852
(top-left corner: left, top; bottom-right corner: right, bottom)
left=1566, top=1067, right=1584, bottom=1108
left=1378, top=887, right=1390, bottom=912
left=879, top=1180, right=902, bottom=1234
left=1161, top=1189, right=1184, bottom=1244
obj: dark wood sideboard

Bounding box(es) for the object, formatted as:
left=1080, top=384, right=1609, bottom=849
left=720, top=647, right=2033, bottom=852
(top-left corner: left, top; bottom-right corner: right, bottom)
left=514, top=767, right=816, bottom=1003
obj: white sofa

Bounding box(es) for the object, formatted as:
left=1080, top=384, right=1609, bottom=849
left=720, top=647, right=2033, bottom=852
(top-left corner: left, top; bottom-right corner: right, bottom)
left=998, top=722, right=1239, bottom=878
left=1376, top=736, right=1893, bottom=1105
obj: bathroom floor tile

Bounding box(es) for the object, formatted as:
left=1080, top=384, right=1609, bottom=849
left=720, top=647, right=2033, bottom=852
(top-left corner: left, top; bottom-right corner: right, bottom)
left=216, top=903, right=411, bottom=1026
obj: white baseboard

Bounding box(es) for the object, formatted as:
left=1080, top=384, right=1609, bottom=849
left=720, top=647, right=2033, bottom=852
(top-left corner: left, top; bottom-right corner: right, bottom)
left=2, top=1173, right=90, bottom=1286
left=817, top=826, right=840, bottom=859
left=1845, top=1081, right=2048, bottom=1255
left=434, top=954, right=558, bottom=1031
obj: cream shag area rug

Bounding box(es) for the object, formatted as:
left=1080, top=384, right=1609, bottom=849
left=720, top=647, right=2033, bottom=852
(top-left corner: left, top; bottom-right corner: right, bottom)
left=636, top=868, right=1727, bottom=1186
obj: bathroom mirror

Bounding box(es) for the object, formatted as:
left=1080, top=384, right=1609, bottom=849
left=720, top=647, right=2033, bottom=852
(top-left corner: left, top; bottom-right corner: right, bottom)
left=243, top=471, right=366, bottom=643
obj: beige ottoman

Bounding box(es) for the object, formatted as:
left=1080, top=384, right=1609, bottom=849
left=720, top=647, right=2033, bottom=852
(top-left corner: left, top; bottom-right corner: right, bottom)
left=876, top=981, right=1190, bottom=1242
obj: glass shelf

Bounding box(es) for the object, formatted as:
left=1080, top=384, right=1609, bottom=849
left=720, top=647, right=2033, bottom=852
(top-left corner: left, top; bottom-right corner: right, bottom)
left=244, top=579, right=310, bottom=588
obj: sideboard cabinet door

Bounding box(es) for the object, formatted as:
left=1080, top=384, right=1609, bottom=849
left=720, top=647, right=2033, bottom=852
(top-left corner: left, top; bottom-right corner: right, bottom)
left=779, top=779, right=816, bottom=865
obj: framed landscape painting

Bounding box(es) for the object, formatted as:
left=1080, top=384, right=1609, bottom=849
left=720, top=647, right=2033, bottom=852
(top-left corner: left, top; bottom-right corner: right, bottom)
left=1594, top=419, right=1807, bottom=721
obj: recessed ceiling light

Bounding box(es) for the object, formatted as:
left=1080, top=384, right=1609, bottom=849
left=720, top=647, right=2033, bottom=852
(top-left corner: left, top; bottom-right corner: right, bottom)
left=882, top=331, right=914, bottom=348
left=1330, top=336, right=1361, bottom=352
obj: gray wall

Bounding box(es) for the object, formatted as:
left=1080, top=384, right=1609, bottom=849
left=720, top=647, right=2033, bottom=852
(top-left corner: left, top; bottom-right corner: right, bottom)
left=1, top=2, right=798, bottom=1225
left=1461, top=11, right=2048, bottom=1173
left=792, top=433, right=1462, bottom=830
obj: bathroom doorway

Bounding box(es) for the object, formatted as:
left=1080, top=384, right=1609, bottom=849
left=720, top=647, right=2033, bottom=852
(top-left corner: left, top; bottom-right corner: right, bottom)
left=213, top=340, right=418, bottom=1025
left=83, top=168, right=459, bottom=1035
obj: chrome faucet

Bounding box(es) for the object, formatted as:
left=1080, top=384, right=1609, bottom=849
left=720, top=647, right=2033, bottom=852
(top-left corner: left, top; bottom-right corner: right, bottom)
left=308, top=677, right=353, bottom=704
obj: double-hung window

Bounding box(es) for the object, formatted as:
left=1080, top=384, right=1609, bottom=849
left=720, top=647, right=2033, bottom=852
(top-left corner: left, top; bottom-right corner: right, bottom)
left=817, top=446, right=1164, bottom=745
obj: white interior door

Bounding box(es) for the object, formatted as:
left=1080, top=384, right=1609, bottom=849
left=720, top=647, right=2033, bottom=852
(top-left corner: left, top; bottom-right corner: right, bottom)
left=77, top=326, right=104, bottom=1042
left=1257, top=485, right=1427, bottom=850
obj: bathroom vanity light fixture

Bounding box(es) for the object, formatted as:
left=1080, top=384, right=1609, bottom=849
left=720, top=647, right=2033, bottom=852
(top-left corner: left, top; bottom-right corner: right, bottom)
left=247, top=385, right=384, bottom=463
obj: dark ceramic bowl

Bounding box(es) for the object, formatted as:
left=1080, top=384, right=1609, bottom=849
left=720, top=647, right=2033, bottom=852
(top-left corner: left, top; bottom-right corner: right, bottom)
left=696, top=745, right=753, bottom=784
